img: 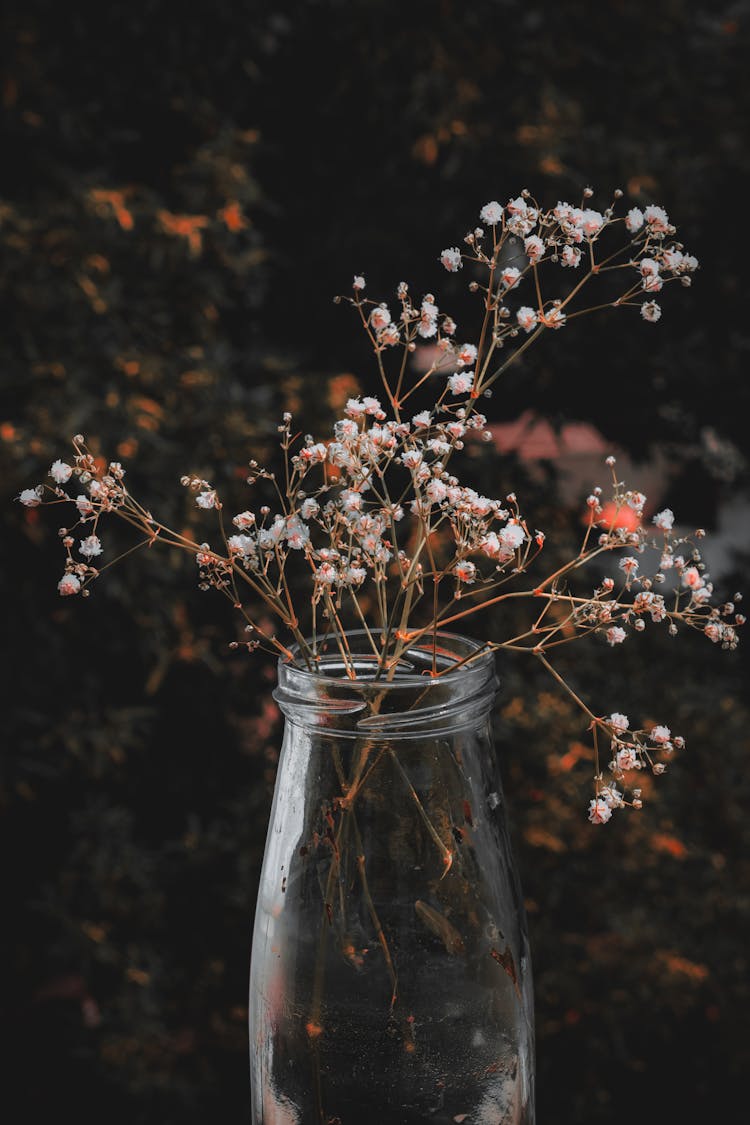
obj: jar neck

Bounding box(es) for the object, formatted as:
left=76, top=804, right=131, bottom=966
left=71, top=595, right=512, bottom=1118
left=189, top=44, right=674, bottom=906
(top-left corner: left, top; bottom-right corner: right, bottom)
left=273, top=631, right=498, bottom=740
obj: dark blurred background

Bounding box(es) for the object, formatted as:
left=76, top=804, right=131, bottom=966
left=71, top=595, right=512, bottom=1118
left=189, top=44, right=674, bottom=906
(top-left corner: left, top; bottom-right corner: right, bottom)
left=1, top=2, right=749, bottom=1122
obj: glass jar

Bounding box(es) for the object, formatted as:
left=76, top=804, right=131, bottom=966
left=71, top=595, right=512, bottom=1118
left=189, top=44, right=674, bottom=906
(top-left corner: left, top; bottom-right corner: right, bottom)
left=249, top=631, right=534, bottom=1124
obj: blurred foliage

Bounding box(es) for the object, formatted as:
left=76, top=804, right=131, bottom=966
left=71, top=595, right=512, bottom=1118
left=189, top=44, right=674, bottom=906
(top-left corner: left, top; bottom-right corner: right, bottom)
left=1, top=1, right=749, bottom=1123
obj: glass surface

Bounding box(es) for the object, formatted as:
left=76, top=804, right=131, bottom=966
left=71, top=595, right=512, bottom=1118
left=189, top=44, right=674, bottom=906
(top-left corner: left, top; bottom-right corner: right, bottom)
left=249, top=632, right=535, bottom=1124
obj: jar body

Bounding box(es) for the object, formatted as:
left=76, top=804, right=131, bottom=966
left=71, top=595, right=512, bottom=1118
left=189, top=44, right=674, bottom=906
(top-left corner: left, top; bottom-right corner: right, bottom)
left=249, top=634, right=534, bottom=1124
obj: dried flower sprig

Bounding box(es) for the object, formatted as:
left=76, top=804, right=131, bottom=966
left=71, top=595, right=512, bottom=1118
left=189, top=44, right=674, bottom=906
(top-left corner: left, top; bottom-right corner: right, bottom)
left=19, top=190, right=743, bottom=823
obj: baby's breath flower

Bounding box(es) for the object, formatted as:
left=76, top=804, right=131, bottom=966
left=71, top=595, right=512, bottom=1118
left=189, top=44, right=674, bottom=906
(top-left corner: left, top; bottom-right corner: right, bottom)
left=588, top=797, right=613, bottom=825
left=440, top=247, right=463, bottom=272
left=606, top=626, right=627, bottom=646
left=479, top=200, right=503, bottom=225
left=352, top=275, right=366, bottom=290
left=58, top=573, right=82, bottom=596
left=18, top=486, right=43, bottom=507
left=609, top=712, right=630, bottom=732
left=625, top=206, right=644, bottom=232
left=79, top=534, right=103, bottom=558
left=653, top=508, right=675, bottom=531
left=516, top=307, right=538, bottom=333
left=50, top=459, right=73, bottom=484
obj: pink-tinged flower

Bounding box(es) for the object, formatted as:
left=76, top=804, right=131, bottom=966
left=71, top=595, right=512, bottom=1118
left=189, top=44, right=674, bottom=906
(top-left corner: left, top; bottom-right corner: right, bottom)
left=659, top=552, right=674, bottom=570
left=456, top=342, right=477, bottom=366
left=454, top=560, right=477, bottom=584
left=540, top=306, right=566, bottom=329
left=418, top=302, right=439, bottom=339
left=442, top=315, right=457, bottom=336
left=499, top=523, right=526, bottom=551
left=315, top=562, right=337, bottom=585
left=300, top=498, right=319, bottom=519
left=378, top=323, right=401, bottom=347
left=704, top=622, right=723, bottom=643
left=411, top=410, right=431, bottom=429
left=18, top=486, right=43, bottom=507
left=401, top=449, right=423, bottom=470
left=588, top=797, right=613, bottom=825
left=285, top=518, right=310, bottom=550
left=616, top=746, right=639, bottom=771
left=195, top=490, right=217, bottom=509
left=524, top=235, right=545, bottom=262
left=352, top=275, right=366, bottom=290
left=447, top=370, right=474, bottom=395
left=682, top=566, right=704, bottom=590
left=500, top=266, right=521, bottom=289
left=642, top=273, right=663, bottom=293
left=425, top=478, right=448, bottom=503
left=440, top=246, right=463, bottom=272
left=362, top=396, right=383, bottom=416
left=606, top=626, right=627, bottom=646
left=644, top=204, right=670, bottom=233
left=609, top=712, right=630, bottom=732
left=601, top=784, right=624, bottom=808
left=650, top=724, right=671, bottom=744
left=516, top=306, right=538, bottom=333
left=79, top=534, right=102, bottom=558
left=369, top=305, right=391, bottom=331
left=76, top=494, right=94, bottom=517
left=681, top=254, right=699, bottom=272
left=227, top=534, right=256, bottom=558
left=345, top=397, right=366, bottom=419
left=233, top=510, right=256, bottom=529
left=619, top=556, right=639, bottom=576
left=480, top=200, right=503, bottom=225
left=553, top=201, right=574, bottom=223
left=625, top=207, right=644, bottom=233
left=640, top=301, right=662, bottom=322
left=652, top=508, right=674, bottom=531
left=661, top=248, right=683, bottom=272
left=561, top=245, right=581, bottom=268
left=579, top=208, right=605, bottom=237
left=627, top=491, right=647, bottom=513
left=639, top=257, right=660, bottom=277
left=58, top=573, right=81, bottom=596
left=506, top=195, right=529, bottom=216
left=50, top=459, right=73, bottom=484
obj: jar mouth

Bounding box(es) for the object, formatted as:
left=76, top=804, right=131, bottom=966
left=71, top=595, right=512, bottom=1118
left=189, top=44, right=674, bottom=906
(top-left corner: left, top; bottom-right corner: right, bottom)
left=281, top=629, right=494, bottom=686
left=275, top=631, right=498, bottom=739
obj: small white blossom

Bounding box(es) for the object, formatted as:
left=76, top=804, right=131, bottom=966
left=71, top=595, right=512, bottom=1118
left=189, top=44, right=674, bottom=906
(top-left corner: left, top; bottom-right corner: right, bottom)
left=18, top=486, right=43, bottom=507
left=653, top=508, right=675, bottom=531
left=609, top=712, right=630, bottom=732
left=352, top=275, right=366, bottom=290
left=588, top=797, right=613, bottom=825
left=625, top=207, right=644, bottom=233
left=641, top=301, right=662, bottom=323
left=500, top=266, right=521, bottom=289
left=480, top=200, right=503, bottom=225
left=79, top=534, right=103, bottom=558
left=516, top=306, right=538, bottom=333
left=561, top=245, right=581, bottom=268
left=440, top=246, right=463, bottom=272
left=50, top=460, right=73, bottom=484
left=650, top=724, right=671, bottom=744
left=524, top=235, right=545, bottom=262
left=644, top=204, right=670, bottom=233
left=606, top=626, right=627, bottom=646
left=447, top=370, right=474, bottom=396
left=196, top=490, right=218, bottom=510
left=58, top=573, right=82, bottom=597
left=369, top=305, right=391, bottom=331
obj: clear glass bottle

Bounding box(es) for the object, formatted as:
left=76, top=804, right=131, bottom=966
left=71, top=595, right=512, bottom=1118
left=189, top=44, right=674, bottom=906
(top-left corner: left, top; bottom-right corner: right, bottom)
left=249, top=631, right=535, bottom=1124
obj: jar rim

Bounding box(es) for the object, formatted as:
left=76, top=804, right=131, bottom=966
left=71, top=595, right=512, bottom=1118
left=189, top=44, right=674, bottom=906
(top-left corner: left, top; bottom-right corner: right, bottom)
left=279, top=628, right=494, bottom=688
